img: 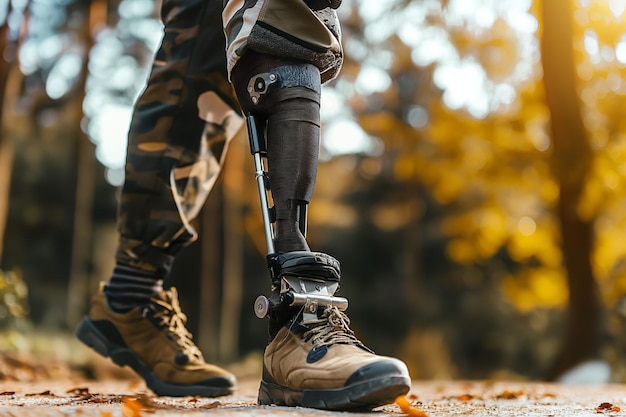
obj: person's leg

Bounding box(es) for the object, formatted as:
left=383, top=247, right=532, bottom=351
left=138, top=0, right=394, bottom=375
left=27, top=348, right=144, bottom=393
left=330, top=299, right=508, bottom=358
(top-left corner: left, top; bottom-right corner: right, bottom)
left=231, top=49, right=411, bottom=410
left=76, top=0, right=242, bottom=397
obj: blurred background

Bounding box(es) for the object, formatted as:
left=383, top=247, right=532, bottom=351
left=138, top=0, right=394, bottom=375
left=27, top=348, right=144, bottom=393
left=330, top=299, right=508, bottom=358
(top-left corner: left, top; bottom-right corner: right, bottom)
left=1, top=0, right=626, bottom=384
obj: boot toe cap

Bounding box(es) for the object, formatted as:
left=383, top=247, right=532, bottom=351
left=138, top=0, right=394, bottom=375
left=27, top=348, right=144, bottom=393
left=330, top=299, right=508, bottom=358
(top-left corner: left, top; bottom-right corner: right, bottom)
left=345, top=358, right=411, bottom=387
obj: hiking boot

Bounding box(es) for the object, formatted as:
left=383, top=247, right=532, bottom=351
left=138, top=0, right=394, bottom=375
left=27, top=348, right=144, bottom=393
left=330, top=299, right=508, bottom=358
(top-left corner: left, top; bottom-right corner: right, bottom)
left=75, top=285, right=236, bottom=397
left=259, top=306, right=411, bottom=410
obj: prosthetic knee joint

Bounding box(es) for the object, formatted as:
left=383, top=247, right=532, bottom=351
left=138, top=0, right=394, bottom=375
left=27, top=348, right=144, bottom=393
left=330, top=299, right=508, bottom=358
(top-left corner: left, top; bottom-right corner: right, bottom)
left=233, top=53, right=348, bottom=324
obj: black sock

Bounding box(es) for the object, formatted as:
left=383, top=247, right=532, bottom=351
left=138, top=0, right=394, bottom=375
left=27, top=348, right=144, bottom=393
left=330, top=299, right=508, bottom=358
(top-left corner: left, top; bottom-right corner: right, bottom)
left=103, top=264, right=164, bottom=313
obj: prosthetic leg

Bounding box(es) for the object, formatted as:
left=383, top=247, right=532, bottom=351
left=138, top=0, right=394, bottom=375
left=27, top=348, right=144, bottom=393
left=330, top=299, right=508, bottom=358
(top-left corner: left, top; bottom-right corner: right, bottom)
left=246, top=109, right=348, bottom=325
left=232, top=52, right=410, bottom=411
left=231, top=52, right=348, bottom=330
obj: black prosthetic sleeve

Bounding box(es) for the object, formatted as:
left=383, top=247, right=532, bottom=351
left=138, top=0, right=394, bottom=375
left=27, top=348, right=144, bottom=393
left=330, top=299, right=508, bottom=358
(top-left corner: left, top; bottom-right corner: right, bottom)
left=267, top=92, right=319, bottom=252
left=232, top=52, right=322, bottom=253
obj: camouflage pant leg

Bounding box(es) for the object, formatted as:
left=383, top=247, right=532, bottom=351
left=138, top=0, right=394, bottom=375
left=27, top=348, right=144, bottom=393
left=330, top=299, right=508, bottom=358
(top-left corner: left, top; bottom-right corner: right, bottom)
left=223, top=0, right=343, bottom=83
left=116, top=0, right=244, bottom=275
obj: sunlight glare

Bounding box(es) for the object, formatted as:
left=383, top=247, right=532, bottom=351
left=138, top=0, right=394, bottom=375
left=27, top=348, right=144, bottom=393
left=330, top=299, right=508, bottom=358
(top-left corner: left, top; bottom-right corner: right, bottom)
left=518, top=216, right=537, bottom=236
left=446, top=0, right=497, bottom=28
left=584, top=30, right=599, bottom=56
left=320, top=87, right=346, bottom=120
left=118, top=0, right=155, bottom=19
left=616, top=36, right=626, bottom=63
left=409, top=27, right=458, bottom=67
left=89, top=104, right=132, bottom=171
left=105, top=167, right=125, bottom=186
left=601, top=45, right=615, bottom=62
left=407, top=105, right=428, bottom=129
left=355, top=66, right=392, bottom=95
left=434, top=60, right=490, bottom=119
left=324, top=120, right=381, bottom=156
left=609, top=0, right=626, bottom=18
left=46, top=52, right=83, bottom=99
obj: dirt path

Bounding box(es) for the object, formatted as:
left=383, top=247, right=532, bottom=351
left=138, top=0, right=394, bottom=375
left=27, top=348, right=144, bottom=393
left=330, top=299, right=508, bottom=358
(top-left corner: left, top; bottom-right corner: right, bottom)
left=0, top=378, right=625, bottom=416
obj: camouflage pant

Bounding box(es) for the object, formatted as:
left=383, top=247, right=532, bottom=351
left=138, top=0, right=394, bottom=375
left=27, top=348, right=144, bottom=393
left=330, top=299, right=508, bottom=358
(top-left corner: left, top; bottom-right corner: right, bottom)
left=116, top=0, right=342, bottom=275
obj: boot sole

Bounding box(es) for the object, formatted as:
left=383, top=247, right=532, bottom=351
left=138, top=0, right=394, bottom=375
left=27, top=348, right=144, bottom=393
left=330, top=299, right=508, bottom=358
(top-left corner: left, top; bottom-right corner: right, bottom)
left=258, top=374, right=411, bottom=411
left=75, top=316, right=235, bottom=397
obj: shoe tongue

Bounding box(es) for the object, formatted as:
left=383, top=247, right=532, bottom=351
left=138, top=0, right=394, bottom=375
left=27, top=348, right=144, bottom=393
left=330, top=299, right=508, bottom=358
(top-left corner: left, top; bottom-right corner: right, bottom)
left=286, top=308, right=325, bottom=333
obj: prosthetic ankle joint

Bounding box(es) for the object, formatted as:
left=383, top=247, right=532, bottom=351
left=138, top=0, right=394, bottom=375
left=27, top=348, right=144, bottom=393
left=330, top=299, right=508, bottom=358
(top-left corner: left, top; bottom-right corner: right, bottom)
left=254, top=251, right=347, bottom=321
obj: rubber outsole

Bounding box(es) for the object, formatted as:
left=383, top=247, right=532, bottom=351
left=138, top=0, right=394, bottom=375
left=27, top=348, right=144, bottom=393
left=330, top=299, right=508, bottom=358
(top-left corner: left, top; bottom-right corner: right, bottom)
left=75, top=316, right=235, bottom=397
left=258, top=374, right=411, bottom=411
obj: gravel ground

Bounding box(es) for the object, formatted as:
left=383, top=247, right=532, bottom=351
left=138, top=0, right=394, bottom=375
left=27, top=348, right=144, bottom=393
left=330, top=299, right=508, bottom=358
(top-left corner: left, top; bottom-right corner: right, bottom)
left=0, top=378, right=625, bottom=416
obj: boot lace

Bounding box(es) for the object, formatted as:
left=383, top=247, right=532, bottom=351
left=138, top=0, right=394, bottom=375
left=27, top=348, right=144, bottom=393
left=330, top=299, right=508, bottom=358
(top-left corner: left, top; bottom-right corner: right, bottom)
left=301, top=306, right=364, bottom=349
left=147, top=287, right=203, bottom=360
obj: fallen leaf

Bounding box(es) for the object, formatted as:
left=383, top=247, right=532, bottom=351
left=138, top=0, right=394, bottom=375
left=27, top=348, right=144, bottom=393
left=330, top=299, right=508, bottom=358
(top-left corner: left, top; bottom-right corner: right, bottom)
left=497, top=390, right=523, bottom=399
left=25, top=390, right=53, bottom=396
left=594, top=402, right=621, bottom=413
left=457, top=394, right=474, bottom=401
left=80, top=394, right=123, bottom=404
left=198, top=401, right=221, bottom=410
left=395, top=395, right=428, bottom=417
left=122, top=395, right=153, bottom=417
left=67, top=387, right=90, bottom=396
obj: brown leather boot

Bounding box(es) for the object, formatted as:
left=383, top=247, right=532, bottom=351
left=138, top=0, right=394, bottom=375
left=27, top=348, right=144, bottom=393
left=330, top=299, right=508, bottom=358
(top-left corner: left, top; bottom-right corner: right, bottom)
left=76, top=285, right=236, bottom=397
left=259, top=306, right=411, bottom=410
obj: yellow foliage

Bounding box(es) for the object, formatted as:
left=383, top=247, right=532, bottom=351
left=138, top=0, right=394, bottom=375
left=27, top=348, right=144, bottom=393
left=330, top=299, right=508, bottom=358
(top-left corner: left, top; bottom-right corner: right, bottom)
left=394, top=154, right=417, bottom=182
left=0, top=269, right=28, bottom=320
left=443, top=205, right=514, bottom=262
left=431, top=171, right=466, bottom=204
left=447, top=238, right=479, bottom=264
left=593, top=213, right=626, bottom=306
left=340, top=0, right=626, bottom=316
left=370, top=201, right=421, bottom=231
left=594, top=229, right=625, bottom=280
left=359, top=111, right=400, bottom=138
left=309, top=199, right=358, bottom=229
left=582, top=2, right=626, bottom=46
left=501, top=267, right=568, bottom=313
left=508, top=223, right=562, bottom=268
left=539, top=176, right=560, bottom=204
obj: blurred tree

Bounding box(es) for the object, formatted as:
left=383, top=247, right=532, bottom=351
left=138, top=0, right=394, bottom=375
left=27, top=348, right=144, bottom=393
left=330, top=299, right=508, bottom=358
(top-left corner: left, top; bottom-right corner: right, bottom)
left=0, top=0, right=29, bottom=263
left=540, top=0, right=602, bottom=379
left=65, top=0, right=101, bottom=327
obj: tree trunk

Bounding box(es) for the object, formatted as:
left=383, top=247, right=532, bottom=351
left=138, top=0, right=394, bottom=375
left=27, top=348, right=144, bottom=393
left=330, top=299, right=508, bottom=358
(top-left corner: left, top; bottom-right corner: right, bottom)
left=66, top=0, right=105, bottom=327
left=218, top=134, right=245, bottom=362
left=0, top=2, right=25, bottom=264
left=540, top=0, right=602, bottom=379
left=198, top=180, right=224, bottom=361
